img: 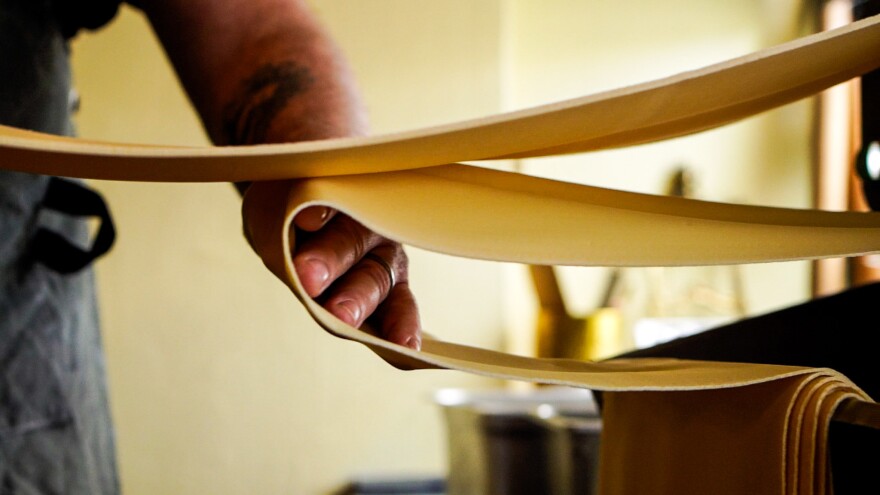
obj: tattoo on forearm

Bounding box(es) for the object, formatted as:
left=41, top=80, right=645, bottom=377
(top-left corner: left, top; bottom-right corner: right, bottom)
left=222, top=62, right=315, bottom=144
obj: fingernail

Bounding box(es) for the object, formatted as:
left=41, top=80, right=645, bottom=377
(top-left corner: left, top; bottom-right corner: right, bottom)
left=405, top=335, right=422, bottom=351
left=302, top=258, right=330, bottom=294
left=334, top=299, right=362, bottom=326
left=319, top=207, right=331, bottom=222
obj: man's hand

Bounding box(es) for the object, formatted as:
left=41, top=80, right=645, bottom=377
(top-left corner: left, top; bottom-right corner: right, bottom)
left=293, top=206, right=422, bottom=350
left=137, top=0, right=423, bottom=349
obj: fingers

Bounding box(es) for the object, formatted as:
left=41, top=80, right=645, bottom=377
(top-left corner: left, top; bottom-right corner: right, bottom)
left=291, top=211, right=422, bottom=350
left=293, top=213, right=383, bottom=298
left=293, top=205, right=337, bottom=232
left=373, top=282, right=422, bottom=350
left=320, top=244, right=411, bottom=333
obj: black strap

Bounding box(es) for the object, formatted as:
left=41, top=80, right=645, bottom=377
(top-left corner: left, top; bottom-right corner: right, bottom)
left=32, top=178, right=116, bottom=274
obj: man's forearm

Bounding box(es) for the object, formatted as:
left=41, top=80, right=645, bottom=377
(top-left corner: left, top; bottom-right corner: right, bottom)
left=135, top=0, right=367, bottom=146
left=133, top=0, right=422, bottom=348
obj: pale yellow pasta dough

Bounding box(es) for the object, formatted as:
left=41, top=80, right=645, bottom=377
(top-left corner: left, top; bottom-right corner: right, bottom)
left=4, top=14, right=880, bottom=494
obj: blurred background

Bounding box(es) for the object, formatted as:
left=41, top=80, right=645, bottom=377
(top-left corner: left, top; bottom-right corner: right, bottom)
left=68, top=0, right=845, bottom=493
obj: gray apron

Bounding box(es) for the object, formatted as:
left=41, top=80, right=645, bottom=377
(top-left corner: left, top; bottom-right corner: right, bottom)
left=1, top=1, right=119, bottom=493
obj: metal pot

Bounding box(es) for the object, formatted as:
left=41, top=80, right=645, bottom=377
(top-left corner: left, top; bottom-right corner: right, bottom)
left=435, top=386, right=601, bottom=495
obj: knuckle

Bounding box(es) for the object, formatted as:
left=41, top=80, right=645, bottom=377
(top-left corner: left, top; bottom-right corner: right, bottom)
left=364, top=260, right=392, bottom=295
left=337, top=217, right=372, bottom=262
left=389, top=243, right=409, bottom=281
left=371, top=273, right=391, bottom=297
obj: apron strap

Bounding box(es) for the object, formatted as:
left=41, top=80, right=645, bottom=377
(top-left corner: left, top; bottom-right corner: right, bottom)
left=32, top=177, right=116, bottom=273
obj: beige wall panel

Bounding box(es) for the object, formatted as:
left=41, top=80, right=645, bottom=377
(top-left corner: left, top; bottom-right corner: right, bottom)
left=71, top=3, right=506, bottom=494
left=502, top=1, right=815, bottom=357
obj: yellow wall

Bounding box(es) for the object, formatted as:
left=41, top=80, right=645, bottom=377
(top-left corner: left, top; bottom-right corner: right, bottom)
left=70, top=1, right=818, bottom=493
left=72, top=3, right=506, bottom=494
left=500, top=0, right=816, bottom=356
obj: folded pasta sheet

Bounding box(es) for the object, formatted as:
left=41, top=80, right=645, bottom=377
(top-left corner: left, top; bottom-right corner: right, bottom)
left=3, top=13, right=880, bottom=495
left=599, top=373, right=868, bottom=495
left=240, top=168, right=873, bottom=495
left=3, top=14, right=880, bottom=181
